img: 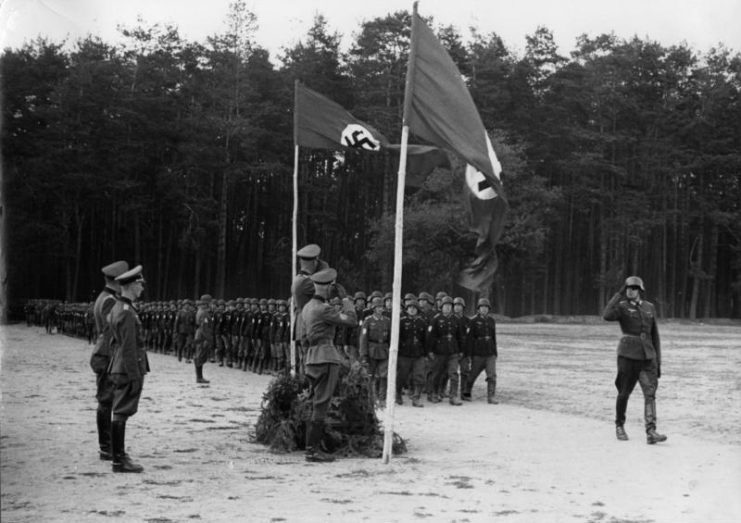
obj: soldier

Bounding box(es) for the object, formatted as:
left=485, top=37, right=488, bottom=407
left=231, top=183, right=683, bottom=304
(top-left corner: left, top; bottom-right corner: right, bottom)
left=464, top=298, right=499, bottom=404
left=426, top=296, right=464, bottom=405
left=213, top=300, right=226, bottom=366
left=90, top=260, right=129, bottom=461
left=435, top=291, right=448, bottom=312
left=396, top=298, right=428, bottom=407
left=228, top=300, right=242, bottom=368
left=248, top=298, right=262, bottom=372
left=344, top=291, right=366, bottom=363
left=603, top=276, right=666, bottom=444
left=453, top=297, right=471, bottom=401
left=108, top=265, right=149, bottom=473
left=291, top=244, right=329, bottom=377
left=193, top=294, right=214, bottom=384
left=359, top=296, right=391, bottom=406
left=238, top=299, right=254, bottom=371
left=174, top=300, right=196, bottom=363
left=301, top=267, right=357, bottom=462
left=417, top=292, right=436, bottom=322
left=271, top=299, right=291, bottom=373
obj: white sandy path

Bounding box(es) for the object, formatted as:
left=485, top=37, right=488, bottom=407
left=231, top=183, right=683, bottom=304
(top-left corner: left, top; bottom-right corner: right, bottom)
left=1, top=324, right=739, bottom=523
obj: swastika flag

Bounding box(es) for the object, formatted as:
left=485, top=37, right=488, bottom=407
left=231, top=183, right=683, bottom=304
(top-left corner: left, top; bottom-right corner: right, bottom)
left=405, top=12, right=508, bottom=292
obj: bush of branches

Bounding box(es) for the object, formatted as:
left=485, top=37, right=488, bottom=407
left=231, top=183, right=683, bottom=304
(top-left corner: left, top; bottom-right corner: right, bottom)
left=253, top=362, right=406, bottom=458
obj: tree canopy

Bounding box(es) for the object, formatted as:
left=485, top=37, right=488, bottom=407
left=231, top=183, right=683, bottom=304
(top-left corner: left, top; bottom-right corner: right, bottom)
left=2, top=3, right=739, bottom=318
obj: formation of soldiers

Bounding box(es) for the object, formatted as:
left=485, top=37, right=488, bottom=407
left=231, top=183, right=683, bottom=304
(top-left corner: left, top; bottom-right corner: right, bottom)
left=23, top=288, right=500, bottom=406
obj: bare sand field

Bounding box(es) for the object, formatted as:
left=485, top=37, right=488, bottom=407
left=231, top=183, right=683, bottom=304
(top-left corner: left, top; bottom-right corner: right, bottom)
left=1, top=321, right=740, bottom=523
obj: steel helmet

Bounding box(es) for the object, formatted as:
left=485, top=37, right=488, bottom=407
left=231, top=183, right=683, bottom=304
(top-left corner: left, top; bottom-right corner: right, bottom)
left=625, top=276, right=645, bottom=292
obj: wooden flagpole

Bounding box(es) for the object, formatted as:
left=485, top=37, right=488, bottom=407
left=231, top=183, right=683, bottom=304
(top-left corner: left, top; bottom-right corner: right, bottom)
left=382, top=1, right=419, bottom=464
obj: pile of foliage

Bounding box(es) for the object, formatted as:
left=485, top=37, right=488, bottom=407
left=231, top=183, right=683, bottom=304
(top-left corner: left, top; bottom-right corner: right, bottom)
left=253, top=363, right=406, bottom=458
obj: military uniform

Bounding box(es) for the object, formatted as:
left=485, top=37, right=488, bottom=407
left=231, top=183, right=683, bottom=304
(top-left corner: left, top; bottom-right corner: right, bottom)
left=301, top=268, right=357, bottom=462
left=464, top=299, right=498, bottom=403
left=603, top=276, right=665, bottom=444
left=426, top=298, right=464, bottom=405
left=359, top=298, right=391, bottom=404
left=90, top=260, right=128, bottom=461
left=396, top=304, right=428, bottom=407
left=107, top=265, right=148, bottom=473
left=174, top=301, right=196, bottom=362
left=193, top=295, right=214, bottom=384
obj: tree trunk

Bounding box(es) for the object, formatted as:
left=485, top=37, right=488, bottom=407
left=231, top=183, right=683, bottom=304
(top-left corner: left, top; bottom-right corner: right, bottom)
left=217, top=170, right=228, bottom=298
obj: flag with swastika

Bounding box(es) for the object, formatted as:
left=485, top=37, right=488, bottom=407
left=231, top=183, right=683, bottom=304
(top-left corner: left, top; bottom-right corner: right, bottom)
left=404, top=12, right=509, bottom=293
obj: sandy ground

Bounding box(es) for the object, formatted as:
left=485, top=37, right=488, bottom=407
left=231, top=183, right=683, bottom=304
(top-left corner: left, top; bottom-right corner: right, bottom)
left=1, top=322, right=740, bottom=523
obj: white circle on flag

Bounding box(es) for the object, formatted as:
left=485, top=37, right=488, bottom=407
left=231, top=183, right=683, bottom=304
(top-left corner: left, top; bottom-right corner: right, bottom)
left=340, top=124, right=381, bottom=151
left=465, top=164, right=498, bottom=200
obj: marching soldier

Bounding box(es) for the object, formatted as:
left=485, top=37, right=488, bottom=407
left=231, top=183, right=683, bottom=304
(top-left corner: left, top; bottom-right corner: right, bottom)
left=193, top=294, right=214, bottom=384
left=396, top=298, right=428, bottom=407
left=359, top=296, right=391, bottom=406
left=463, top=298, right=498, bottom=404
left=426, top=296, right=464, bottom=405
left=108, top=265, right=149, bottom=473
left=90, top=260, right=129, bottom=461
left=453, top=297, right=471, bottom=401
left=603, top=276, right=666, bottom=444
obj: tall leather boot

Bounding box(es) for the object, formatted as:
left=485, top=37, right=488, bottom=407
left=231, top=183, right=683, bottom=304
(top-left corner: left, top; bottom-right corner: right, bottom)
left=305, top=421, right=335, bottom=463
left=97, top=407, right=113, bottom=460
left=487, top=379, right=498, bottom=404
left=645, top=399, right=666, bottom=444
left=111, top=418, right=143, bottom=473
left=195, top=365, right=210, bottom=384
left=449, top=375, right=462, bottom=405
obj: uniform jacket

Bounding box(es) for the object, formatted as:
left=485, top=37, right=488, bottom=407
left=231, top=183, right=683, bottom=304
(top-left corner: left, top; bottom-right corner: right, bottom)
left=466, top=313, right=498, bottom=357
left=398, top=314, right=428, bottom=358
left=108, top=298, right=150, bottom=382
left=90, top=286, right=118, bottom=373
left=603, top=293, right=661, bottom=364
left=291, top=260, right=329, bottom=341
left=426, top=313, right=463, bottom=355
left=359, top=313, right=391, bottom=360
left=174, top=308, right=196, bottom=334
left=195, top=307, right=215, bottom=342
left=302, top=295, right=357, bottom=365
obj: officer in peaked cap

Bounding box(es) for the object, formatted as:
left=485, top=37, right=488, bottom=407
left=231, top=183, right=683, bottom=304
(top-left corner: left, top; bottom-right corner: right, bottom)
left=108, top=265, right=149, bottom=473
left=90, top=260, right=129, bottom=462
left=292, top=244, right=330, bottom=378
left=301, top=267, right=357, bottom=462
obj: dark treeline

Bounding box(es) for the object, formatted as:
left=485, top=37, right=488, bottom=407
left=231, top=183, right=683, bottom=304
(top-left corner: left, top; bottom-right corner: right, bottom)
left=2, top=3, right=740, bottom=318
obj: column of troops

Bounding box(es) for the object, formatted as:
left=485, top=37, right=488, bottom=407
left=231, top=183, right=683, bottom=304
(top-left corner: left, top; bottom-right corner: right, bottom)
left=23, top=289, right=500, bottom=406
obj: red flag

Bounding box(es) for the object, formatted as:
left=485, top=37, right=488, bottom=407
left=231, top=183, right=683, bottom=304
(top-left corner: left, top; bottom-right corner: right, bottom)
left=405, top=12, right=508, bottom=292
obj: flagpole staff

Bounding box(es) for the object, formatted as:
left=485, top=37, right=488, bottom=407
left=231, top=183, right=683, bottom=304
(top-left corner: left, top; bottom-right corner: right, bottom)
left=290, top=80, right=300, bottom=378
left=382, top=1, right=419, bottom=464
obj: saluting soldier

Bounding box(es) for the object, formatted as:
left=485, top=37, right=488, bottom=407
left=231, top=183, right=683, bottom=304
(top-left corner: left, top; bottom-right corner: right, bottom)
left=396, top=297, right=428, bottom=407
left=291, top=244, right=329, bottom=376
left=90, top=260, right=129, bottom=461
left=193, top=294, right=214, bottom=384
left=107, top=265, right=149, bottom=473
left=464, top=298, right=499, bottom=404
left=426, top=296, right=464, bottom=405
left=359, top=296, right=391, bottom=405
left=603, top=276, right=666, bottom=444
left=301, top=267, right=358, bottom=462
